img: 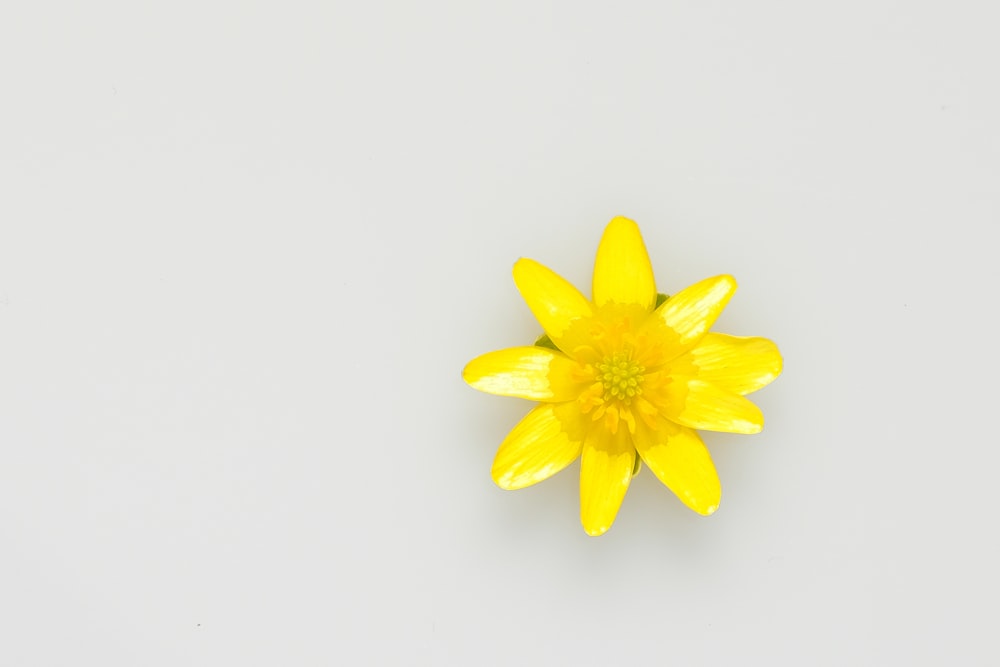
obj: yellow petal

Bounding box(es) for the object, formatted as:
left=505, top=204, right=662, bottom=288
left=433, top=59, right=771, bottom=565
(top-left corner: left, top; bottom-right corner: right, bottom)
left=683, top=333, right=783, bottom=395
left=492, top=403, right=584, bottom=490
left=463, top=347, right=585, bottom=402
left=654, top=275, right=737, bottom=353
left=662, top=378, right=764, bottom=434
left=579, top=427, right=634, bottom=536
left=634, top=420, right=720, bottom=515
left=592, top=216, right=657, bottom=310
left=513, top=258, right=593, bottom=345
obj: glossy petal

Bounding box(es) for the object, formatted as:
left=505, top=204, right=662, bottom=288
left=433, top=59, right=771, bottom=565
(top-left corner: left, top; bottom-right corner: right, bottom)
left=492, top=403, right=583, bottom=490
left=592, top=216, right=657, bottom=310
left=684, top=334, right=783, bottom=395
left=513, top=258, right=593, bottom=344
left=654, top=275, right=736, bottom=353
left=579, top=427, right=634, bottom=536
left=662, top=378, right=764, bottom=434
left=463, top=347, right=584, bottom=402
left=634, top=420, right=720, bottom=515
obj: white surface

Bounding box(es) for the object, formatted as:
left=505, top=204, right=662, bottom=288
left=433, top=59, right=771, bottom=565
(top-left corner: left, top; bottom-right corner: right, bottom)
left=2, top=2, right=998, bottom=665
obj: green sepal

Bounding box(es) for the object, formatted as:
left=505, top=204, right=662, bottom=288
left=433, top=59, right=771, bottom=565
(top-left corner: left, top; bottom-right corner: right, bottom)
left=631, top=454, right=642, bottom=477
left=534, top=333, right=559, bottom=350
left=655, top=293, right=670, bottom=308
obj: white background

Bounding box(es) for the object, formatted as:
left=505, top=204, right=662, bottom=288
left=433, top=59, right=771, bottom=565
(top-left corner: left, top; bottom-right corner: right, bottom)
left=2, top=1, right=998, bottom=665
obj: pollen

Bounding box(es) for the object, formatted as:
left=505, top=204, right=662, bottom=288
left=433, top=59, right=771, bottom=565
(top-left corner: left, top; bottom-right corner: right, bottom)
left=597, top=352, right=645, bottom=405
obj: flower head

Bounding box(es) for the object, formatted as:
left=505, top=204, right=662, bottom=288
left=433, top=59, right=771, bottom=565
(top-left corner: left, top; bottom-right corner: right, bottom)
left=463, top=217, right=782, bottom=536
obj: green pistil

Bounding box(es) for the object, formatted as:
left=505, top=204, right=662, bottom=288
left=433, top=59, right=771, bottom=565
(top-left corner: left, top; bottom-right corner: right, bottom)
left=598, top=352, right=645, bottom=404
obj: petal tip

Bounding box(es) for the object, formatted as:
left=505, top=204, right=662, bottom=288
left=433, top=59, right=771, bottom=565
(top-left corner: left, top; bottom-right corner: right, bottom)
left=698, top=274, right=738, bottom=301
left=512, top=256, right=548, bottom=275
left=728, top=417, right=764, bottom=435
left=461, top=357, right=487, bottom=389
left=492, top=464, right=529, bottom=490
left=461, top=363, right=477, bottom=387
left=491, top=471, right=517, bottom=490
left=606, top=215, right=638, bottom=231
left=583, top=522, right=611, bottom=537
left=698, top=502, right=720, bottom=516
left=511, top=257, right=537, bottom=282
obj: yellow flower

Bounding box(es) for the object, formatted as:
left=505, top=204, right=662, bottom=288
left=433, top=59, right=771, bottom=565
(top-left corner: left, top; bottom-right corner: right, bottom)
left=463, top=217, right=782, bottom=536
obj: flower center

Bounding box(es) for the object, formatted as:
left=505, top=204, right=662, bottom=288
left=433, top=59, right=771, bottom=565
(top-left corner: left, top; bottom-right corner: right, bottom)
left=597, top=352, right=645, bottom=405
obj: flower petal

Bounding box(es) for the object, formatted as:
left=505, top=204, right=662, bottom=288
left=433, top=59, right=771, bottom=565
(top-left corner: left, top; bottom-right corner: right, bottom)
left=492, top=403, right=584, bottom=490
left=654, top=275, right=737, bottom=353
left=513, top=258, right=593, bottom=344
left=683, top=334, right=783, bottom=395
left=634, top=420, right=720, bottom=515
left=579, top=427, right=634, bottom=536
left=592, top=216, right=657, bottom=310
left=662, top=378, right=764, bottom=434
left=463, top=347, right=585, bottom=402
